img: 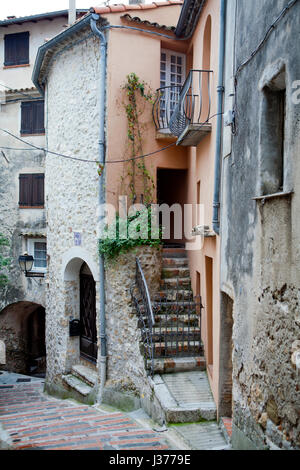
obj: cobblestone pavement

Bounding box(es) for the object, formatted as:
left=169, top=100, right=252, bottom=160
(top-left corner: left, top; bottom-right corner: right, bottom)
left=0, top=382, right=170, bottom=451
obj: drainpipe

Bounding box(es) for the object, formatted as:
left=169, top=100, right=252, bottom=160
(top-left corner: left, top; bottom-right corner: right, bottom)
left=212, top=0, right=227, bottom=235
left=90, top=13, right=107, bottom=404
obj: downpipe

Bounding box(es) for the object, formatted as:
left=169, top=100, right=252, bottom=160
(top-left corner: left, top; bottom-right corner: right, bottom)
left=212, top=0, right=227, bottom=235
left=90, top=13, right=107, bottom=404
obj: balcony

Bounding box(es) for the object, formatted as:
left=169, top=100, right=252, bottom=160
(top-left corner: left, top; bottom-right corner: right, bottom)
left=152, top=85, right=182, bottom=140
left=153, top=70, right=213, bottom=147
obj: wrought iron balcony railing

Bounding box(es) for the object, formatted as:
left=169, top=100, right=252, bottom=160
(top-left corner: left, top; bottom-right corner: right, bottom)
left=153, top=70, right=213, bottom=146
left=153, top=85, right=182, bottom=133
left=169, top=69, right=213, bottom=138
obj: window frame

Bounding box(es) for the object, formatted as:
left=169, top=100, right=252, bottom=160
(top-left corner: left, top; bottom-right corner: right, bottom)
left=20, top=100, right=45, bottom=136
left=19, top=173, right=45, bottom=208
left=160, top=49, right=186, bottom=89
left=4, top=31, right=30, bottom=67
left=27, top=238, right=47, bottom=273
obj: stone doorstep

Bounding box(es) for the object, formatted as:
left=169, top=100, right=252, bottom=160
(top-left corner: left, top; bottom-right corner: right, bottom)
left=72, top=364, right=98, bottom=388
left=62, top=374, right=93, bottom=397
left=149, top=357, right=206, bottom=374
left=151, top=373, right=217, bottom=424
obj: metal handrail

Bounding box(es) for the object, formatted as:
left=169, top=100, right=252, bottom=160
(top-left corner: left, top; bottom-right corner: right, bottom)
left=130, top=257, right=155, bottom=376
left=135, top=258, right=155, bottom=327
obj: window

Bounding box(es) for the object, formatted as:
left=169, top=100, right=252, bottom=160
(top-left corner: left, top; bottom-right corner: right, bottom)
left=159, top=50, right=186, bottom=127
left=160, top=49, right=186, bottom=89
left=260, top=68, right=286, bottom=195
left=27, top=239, right=47, bottom=273
left=4, top=32, right=29, bottom=66
left=19, top=174, right=44, bottom=208
left=21, top=100, right=45, bottom=136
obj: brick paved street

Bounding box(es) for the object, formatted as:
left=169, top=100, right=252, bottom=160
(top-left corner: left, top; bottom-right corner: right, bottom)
left=0, top=382, right=171, bottom=451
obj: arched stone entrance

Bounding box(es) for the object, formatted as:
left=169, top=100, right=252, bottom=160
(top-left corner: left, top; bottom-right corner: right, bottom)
left=61, top=249, right=99, bottom=373
left=0, top=301, right=46, bottom=376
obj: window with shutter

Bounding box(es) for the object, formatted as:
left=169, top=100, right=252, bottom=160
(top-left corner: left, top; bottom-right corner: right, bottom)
left=21, top=100, right=45, bottom=135
left=19, top=174, right=44, bottom=208
left=4, top=32, right=29, bottom=66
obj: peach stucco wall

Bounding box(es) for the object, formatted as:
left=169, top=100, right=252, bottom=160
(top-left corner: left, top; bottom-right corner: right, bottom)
left=101, top=5, right=187, bottom=209
left=184, top=0, right=221, bottom=407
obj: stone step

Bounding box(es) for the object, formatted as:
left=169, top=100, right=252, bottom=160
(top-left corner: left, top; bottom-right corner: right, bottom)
left=161, top=267, right=190, bottom=279
left=163, top=257, right=189, bottom=268
left=156, top=290, right=194, bottom=302
left=154, top=316, right=199, bottom=328
left=162, top=248, right=187, bottom=259
left=152, top=328, right=201, bottom=343
left=153, top=341, right=203, bottom=358
left=160, top=278, right=192, bottom=289
left=153, top=301, right=198, bottom=310
left=151, top=372, right=217, bottom=423
left=62, top=374, right=93, bottom=397
left=147, top=357, right=206, bottom=374
left=71, top=364, right=98, bottom=388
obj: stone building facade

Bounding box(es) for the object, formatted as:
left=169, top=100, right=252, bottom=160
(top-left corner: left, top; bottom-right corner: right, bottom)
left=220, top=0, right=300, bottom=450
left=0, top=10, right=87, bottom=374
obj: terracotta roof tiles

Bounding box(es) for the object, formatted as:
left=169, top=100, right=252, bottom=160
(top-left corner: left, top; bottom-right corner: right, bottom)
left=92, top=1, right=183, bottom=15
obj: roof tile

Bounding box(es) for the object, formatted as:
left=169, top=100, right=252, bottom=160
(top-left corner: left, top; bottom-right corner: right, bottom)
left=92, top=1, right=183, bottom=15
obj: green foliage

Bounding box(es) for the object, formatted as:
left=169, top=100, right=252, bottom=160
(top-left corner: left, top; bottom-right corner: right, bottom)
left=122, top=73, right=155, bottom=205
left=99, top=207, right=162, bottom=260
left=0, top=233, right=10, bottom=288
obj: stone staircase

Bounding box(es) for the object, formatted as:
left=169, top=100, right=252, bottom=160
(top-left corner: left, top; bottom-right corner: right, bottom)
left=148, top=248, right=205, bottom=373
left=62, top=364, right=98, bottom=404
left=137, top=247, right=217, bottom=424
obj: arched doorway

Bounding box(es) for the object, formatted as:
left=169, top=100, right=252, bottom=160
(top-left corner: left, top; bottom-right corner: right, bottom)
left=80, top=263, right=97, bottom=363
left=0, top=302, right=46, bottom=376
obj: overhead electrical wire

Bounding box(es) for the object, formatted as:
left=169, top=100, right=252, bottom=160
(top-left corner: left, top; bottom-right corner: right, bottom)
left=0, top=112, right=223, bottom=166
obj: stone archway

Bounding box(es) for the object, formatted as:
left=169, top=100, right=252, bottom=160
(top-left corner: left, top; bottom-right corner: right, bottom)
left=0, top=301, right=46, bottom=376
left=61, top=250, right=99, bottom=372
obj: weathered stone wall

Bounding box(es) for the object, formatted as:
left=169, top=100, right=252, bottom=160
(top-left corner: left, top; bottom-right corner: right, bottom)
left=0, top=148, right=46, bottom=314
left=221, top=0, right=300, bottom=450
left=44, top=29, right=101, bottom=385
left=105, top=246, right=162, bottom=396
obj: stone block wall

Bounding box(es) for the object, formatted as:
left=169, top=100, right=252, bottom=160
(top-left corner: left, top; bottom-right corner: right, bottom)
left=105, top=246, right=162, bottom=397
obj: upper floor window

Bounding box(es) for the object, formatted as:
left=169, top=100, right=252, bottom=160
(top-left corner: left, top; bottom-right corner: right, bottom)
left=19, top=173, right=44, bottom=208
left=4, top=32, right=29, bottom=67
left=21, top=100, right=45, bottom=136
left=260, top=68, right=286, bottom=195
left=160, top=49, right=186, bottom=89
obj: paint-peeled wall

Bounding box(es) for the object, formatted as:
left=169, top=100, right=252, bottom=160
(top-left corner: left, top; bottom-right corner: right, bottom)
left=221, top=0, right=300, bottom=450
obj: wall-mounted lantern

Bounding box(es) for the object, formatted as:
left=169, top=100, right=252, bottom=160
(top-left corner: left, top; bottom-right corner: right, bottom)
left=18, top=252, right=44, bottom=278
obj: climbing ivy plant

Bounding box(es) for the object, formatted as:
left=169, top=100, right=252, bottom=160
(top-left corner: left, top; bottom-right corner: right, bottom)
left=98, top=74, right=163, bottom=260
left=0, top=233, right=10, bottom=288
left=121, top=73, right=156, bottom=206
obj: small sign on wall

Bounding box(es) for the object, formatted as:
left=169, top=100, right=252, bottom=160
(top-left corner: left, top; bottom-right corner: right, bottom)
left=74, top=232, right=82, bottom=246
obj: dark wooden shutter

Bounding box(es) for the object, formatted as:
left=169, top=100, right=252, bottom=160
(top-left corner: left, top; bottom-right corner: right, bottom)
left=4, top=32, right=29, bottom=66
left=21, top=101, right=33, bottom=135
left=21, top=100, right=45, bottom=135
left=33, top=101, right=45, bottom=134
left=19, top=174, right=44, bottom=207
left=32, top=174, right=44, bottom=206
left=19, top=174, right=31, bottom=206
